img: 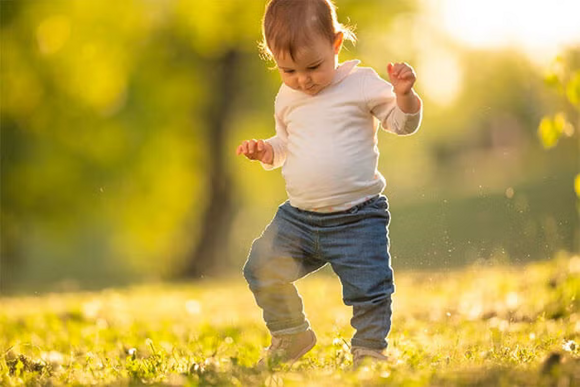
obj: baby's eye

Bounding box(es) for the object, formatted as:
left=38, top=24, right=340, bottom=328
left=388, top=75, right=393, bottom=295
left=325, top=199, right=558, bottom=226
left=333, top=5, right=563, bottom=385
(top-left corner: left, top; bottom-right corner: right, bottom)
left=307, top=64, right=320, bottom=70
left=283, top=69, right=295, bottom=74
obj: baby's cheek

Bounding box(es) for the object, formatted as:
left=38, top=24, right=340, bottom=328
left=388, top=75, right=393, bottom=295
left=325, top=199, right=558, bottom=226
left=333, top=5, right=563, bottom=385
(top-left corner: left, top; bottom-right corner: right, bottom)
left=319, top=73, right=332, bottom=86
left=283, top=79, right=296, bottom=90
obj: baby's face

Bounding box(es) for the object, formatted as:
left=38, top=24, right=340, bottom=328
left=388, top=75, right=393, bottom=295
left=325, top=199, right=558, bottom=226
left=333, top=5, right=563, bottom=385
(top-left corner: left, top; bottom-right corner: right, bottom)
left=273, top=34, right=342, bottom=96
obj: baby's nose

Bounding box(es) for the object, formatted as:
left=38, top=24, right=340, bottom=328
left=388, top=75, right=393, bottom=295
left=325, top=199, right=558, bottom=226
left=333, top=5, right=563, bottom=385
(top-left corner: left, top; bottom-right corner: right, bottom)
left=298, top=74, right=312, bottom=88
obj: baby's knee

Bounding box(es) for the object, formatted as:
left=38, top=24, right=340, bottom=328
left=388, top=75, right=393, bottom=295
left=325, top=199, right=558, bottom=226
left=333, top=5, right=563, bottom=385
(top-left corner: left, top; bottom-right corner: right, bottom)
left=243, top=240, right=271, bottom=285
left=242, top=252, right=259, bottom=284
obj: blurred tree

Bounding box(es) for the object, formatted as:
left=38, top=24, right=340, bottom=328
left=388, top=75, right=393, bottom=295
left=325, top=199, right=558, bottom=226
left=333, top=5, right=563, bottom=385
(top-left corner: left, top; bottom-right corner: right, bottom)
left=537, top=52, right=580, bottom=200
left=539, top=54, right=580, bottom=147
left=181, top=49, right=240, bottom=278
left=0, top=0, right=267, bottom=289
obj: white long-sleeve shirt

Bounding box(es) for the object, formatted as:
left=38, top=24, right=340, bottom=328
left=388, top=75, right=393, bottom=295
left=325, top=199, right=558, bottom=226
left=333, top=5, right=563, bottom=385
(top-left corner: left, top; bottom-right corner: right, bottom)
left=263, top=60, right=422, bottom=212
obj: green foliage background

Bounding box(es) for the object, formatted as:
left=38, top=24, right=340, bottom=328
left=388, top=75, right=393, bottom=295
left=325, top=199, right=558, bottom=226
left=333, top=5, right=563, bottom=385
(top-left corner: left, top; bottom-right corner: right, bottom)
left=1, top=0, right=578, bottom=293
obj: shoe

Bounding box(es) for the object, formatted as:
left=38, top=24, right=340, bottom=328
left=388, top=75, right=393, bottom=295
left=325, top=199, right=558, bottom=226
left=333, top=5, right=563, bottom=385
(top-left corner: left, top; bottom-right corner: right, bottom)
left=258, top=329, right=317, bottom=367
left=352, top=346, right=389, bottom=368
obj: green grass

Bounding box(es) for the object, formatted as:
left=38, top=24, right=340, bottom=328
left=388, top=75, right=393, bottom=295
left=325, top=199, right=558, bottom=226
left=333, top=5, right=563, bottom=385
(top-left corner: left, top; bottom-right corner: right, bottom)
left=1, top=253, right=579, bottom=386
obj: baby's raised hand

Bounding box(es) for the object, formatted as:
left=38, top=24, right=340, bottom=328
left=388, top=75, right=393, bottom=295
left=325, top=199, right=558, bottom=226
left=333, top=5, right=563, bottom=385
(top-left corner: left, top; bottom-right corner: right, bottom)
left=236, top=139, right=274, bottom=165
left=387, top=62, right=417, bottom=96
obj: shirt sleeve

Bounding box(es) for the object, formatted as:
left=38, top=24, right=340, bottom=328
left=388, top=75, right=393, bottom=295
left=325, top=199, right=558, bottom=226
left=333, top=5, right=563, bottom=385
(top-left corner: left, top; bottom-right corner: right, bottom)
left=261, top=111, right=288, bottom=170
left=363, top=68, right=422, bottom=135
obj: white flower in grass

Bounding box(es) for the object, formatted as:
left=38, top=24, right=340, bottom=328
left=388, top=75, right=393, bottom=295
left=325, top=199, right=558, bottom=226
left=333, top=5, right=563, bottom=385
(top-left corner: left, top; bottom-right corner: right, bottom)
left=41, top=351, right=64, bottom=366
left=562, top=340, right=576, bottom=352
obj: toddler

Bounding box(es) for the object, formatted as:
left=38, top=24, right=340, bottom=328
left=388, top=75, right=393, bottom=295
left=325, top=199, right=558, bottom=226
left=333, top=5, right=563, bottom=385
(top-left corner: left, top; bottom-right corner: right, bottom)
left=237, top=0, right=422, bottom=367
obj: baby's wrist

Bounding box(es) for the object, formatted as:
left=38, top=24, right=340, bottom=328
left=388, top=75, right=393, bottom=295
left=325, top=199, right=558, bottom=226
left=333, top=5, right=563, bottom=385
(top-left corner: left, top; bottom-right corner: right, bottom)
left=396, top=90, right=421, bottom=114
left=395, top=88, right=414, bottom=97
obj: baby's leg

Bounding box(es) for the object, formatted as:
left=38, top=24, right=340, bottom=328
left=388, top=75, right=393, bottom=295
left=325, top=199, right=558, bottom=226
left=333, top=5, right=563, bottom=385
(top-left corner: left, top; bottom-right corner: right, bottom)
left=326, top=197, right=394, bottom=350
left=243, top=202, right=325, bottom=335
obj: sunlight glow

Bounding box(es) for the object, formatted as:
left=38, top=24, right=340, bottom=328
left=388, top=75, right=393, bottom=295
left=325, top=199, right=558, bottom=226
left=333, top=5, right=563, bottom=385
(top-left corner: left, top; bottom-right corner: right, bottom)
left=416, top=46, right=462, bottom=107
left=436, top=0, right=580, bottom=61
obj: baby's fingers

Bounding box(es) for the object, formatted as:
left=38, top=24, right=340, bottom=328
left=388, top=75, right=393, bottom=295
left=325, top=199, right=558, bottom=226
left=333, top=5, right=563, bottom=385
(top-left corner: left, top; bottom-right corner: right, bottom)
left=399, top=68, right=415, bottom=80
left=388, top=63, right=406, bottom=81
left=237, top=139, right=267, bottom=161
left=248, top=139, right=258, bottom=154
left=236, top=141, right=247, bottom=155
left=237, top=140, right=250, bottom=156
left=392, top=63, right=413, bottom=77
left=236, top=144, right=243, bottom=155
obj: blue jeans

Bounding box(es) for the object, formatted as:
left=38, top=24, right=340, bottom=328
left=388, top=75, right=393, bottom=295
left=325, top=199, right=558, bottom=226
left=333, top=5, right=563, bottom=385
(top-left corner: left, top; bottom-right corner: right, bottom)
left=243, top=195, right=394, bottom=350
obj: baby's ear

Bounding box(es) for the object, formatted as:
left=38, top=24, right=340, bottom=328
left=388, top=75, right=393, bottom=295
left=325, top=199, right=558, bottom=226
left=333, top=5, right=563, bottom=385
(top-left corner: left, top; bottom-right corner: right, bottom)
left=333, top=32, right=344, bottom=54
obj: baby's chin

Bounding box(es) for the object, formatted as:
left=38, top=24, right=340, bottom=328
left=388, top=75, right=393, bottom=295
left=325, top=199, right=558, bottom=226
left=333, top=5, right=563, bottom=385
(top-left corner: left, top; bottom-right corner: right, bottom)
left=303, top=88, right=320, bottom=96
left=300, top=84, right=326, bottom=96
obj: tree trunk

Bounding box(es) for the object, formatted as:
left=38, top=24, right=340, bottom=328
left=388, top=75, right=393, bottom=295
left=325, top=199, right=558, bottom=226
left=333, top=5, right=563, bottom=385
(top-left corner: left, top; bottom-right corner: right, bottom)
left=181, top=49, right=239, bottom=279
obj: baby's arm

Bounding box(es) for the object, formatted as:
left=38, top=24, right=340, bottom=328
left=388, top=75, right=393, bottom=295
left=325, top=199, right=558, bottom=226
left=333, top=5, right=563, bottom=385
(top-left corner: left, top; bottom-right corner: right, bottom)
left=387, top=62, right=421, bottom=114
left=365, top=65, right=423, bottom=136
left=236, top=139, right=274, bottom=165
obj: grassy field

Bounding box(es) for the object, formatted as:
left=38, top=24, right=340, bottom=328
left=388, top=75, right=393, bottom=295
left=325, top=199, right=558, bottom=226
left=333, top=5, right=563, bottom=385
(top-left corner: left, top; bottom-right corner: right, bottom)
left=1, top=254, right=579, bottom=386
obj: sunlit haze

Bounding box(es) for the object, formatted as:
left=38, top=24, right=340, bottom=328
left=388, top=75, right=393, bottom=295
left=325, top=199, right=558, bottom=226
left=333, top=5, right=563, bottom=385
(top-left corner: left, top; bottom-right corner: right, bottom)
left=414, top=0, right=580, bottom=105
left=435, top=0, right=580, bottom=60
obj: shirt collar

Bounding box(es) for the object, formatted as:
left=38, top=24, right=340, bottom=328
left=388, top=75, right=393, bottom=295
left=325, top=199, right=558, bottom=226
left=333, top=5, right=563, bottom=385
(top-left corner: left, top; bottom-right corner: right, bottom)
left=332, top=60, right=361, bottom=85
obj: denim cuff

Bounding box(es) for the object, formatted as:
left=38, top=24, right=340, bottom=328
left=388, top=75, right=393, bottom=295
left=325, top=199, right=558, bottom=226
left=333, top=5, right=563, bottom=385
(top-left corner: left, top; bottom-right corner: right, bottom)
left=270, top=320, right=310, bottom=336
left=351, top=338, right=388, bottom=350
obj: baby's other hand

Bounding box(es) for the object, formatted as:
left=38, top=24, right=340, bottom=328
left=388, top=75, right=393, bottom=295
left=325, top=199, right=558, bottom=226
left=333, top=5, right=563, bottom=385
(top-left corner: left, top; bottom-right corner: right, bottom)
left=387, top=62, right=417, bottom=96
left=236, top=139, right=274, bottom=165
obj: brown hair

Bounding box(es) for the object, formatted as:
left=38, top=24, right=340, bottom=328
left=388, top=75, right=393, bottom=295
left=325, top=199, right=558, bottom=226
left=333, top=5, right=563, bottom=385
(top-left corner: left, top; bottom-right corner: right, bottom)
left=260, top=0, right=356, bottom=61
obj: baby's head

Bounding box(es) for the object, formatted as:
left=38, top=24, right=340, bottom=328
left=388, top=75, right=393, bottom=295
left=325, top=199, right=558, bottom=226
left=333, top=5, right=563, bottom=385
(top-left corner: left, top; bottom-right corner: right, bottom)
left=260, top=0, right=355, bottom=95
